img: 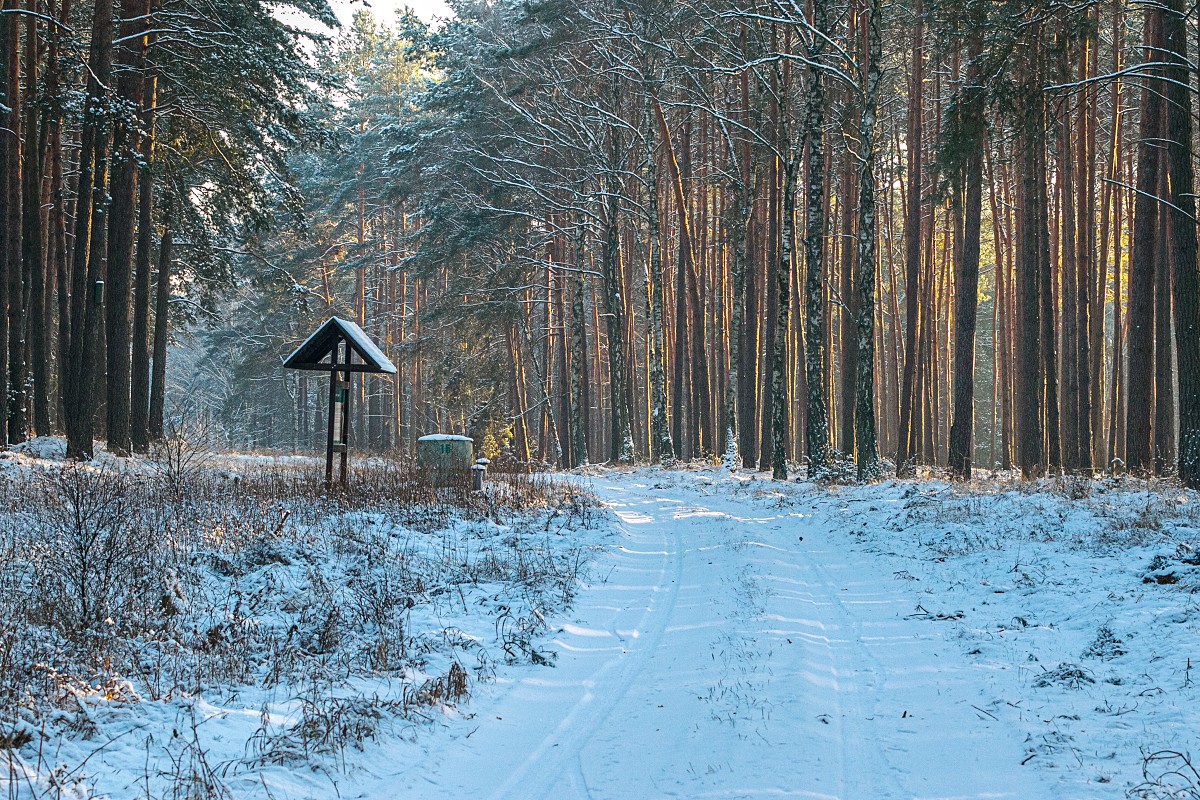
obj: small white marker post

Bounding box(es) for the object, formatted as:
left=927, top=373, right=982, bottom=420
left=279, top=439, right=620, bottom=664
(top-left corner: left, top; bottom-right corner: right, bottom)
left=472, top=458, right=490, bottom=491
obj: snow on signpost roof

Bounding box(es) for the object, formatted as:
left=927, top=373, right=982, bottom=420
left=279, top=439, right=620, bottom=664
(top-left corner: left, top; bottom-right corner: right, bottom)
left=417, top=434, right=473, bottom=442
left=283, top=317, right=397, bottom=374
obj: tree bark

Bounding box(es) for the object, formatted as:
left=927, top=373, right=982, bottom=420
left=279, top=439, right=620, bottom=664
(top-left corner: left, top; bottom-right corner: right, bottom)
left=105, top=0, right=152, bottom=456
left=3, top=0, right=23, bottom=445
left=853, top=0, right=882, bottom=481
left=772, top=132, right=797, bottom=480
left=1077, top=20, right=1096, bottom=474
left=1015, top=33, right=1046, bottom=477
left=1163, top=0, right=1200, bottom=486
left=1154, top=148, right=1175, bottom=474
left=1126, top=5, right=1164, bottom=473
left=1058, top=78, right=1080, bottom=471
left=16, top=0, right=48, bottom=442
left=149, top=220, right=173, bottom=442
left=947, top=33, right=985, bottom=479
left=65, top=0, right=116, bottom=459
left=27, top=0, right=50, bottom=438
left=644, top=91, right=674, bottom=463
left=803, top=0, right=832, bottom=476
left=601, top=112, right=633, bottom=462
left=723, top=165, right=752, bottom=467
left=897, top=6, right=923, bottom=475
left=131, top=42, right=157, bottom=453
left=838, top=135, right=858, bottom=456
left=569, top=230, right=589, bottom=467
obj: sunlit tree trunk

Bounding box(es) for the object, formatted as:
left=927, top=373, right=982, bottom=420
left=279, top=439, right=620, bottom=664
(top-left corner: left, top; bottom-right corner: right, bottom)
left=803, top=0, right=832, bottom=476
left=1126, top=5, right=1163, bottom=473
left=896, top=6, right=923, bottom=475
left=644, top=94, right=674, bottom=463
left=948, top=31, right=985, bottom=479
left=853, top=0, right=882, bottom=481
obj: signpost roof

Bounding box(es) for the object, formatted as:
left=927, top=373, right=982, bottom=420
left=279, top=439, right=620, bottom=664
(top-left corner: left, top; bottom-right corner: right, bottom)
left=283, top=317, right=397, bottom=374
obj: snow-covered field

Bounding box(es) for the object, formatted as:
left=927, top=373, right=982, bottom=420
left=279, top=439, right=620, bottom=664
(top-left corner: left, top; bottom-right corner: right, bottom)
left=0, top=441, right=594, bottom=800
left=6, top=450, right=1200, bottom=798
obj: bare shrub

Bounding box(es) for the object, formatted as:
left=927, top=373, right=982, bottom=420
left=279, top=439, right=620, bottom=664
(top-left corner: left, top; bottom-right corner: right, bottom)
left=1131, top=750, right=1200, bottom=799
left=496, top=607, right=556, bottom=666
left=160, top=709, right=234, bottom=800
left=151, top=409, right=217, bottom=498
left=35, top=466, right=164, bottom=633
left=247, top=681, right=405, bottom=767
left=411, top=662, right=469, bottom=706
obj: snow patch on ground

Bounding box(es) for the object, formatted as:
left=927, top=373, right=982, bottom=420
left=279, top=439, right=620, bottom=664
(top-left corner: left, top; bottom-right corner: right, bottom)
left=6, top=452, right=1200, bottom=798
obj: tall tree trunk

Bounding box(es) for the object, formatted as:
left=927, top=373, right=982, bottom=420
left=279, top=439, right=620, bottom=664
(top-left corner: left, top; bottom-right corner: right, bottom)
left=771, top=115, right=797, bottom=480
left=1058, top=74, right=1080, bottom=472
left=27, top=0, right=49, bottom=438
left=644, top=91, right=674, bottom=463
left=25, top=0, right=49, bottom=438
left=601, top=118, right=633, bottom=462
left=1105, top=2, right=1125, bottom=468
left=853, top=0, right=883, bottom=481
left=1163, top=0, right=1200, bottom=486
left=655, top=101, right=696, bottom=460
left=1038, top=113, right=1061, bottom=473
left=49, top=0, right=71, bottom=429
left=4, top=0, right=23, bottom=444
left=838, top=138, right=858, bottom=455
left=723, top=177, right=752, bottom=467
left=65, top=0, right=116, bottom=459
left=897, top=6, right=923, bottom=474
left=803, top=0, right=832, bottom=476
left=1077, top=20, right=1096, bottom=474
left=105, top=0, right=151, bottom=456
left=1126, top=5, right=1163, bottom=473
left=0, top=1, right=11, bottom=445
left=759, top=146, right=778, bottom=472
left=131, top=34, right=157, bottom=454
left=569, top=230, right=589, bottom=467
left=149, top=220, right=173, bottom=441
left=739, top=152, right=761, bottom=468
left=1015, top=33, right=1046, bottom=477
left=1154, top=151, right=1175, bottom=474
left=947, top=33, right=985, bottom=479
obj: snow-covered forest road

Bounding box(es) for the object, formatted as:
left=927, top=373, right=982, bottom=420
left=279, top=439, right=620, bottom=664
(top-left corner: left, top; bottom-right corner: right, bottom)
left=372, top=471, right=1058, bottom=799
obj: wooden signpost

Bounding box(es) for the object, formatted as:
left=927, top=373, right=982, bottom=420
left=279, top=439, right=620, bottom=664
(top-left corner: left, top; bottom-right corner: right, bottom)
left=283, top=317, right=396, bottom=486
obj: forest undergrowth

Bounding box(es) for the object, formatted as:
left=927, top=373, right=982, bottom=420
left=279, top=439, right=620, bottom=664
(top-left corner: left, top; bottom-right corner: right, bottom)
left=0, top=438, right=596, bottom=799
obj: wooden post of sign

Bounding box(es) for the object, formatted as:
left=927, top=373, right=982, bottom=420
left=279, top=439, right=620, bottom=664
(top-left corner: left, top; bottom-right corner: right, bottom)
left=325, top=336, right=340, bottom=487
left=324, top=337, right=353, bottom=487
left=339, top=360, right=351, bottom=483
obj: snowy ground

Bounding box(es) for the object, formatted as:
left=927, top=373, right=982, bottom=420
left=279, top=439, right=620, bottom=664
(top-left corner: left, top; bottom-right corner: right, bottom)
left=354, top=467, right=1200, bottom=800
left=6, top=455, right=1200, bottom=798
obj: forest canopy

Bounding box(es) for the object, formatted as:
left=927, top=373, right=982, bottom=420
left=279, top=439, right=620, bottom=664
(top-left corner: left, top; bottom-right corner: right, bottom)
left=1, top=0, right=1198, bottom=486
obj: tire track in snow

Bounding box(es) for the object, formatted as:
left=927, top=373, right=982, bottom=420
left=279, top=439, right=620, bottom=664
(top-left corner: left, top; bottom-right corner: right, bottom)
left=480, top=482, right=686, bottom=800
left=779, top=498, right=1056, bottom=799
left=775, top=528, right=911, bottom=798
